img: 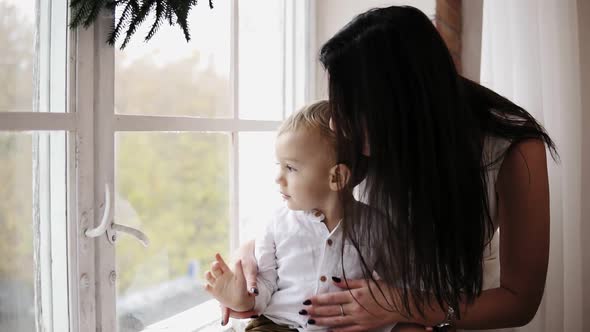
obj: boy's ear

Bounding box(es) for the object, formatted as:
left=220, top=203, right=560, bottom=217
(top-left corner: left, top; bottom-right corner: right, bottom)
left=329, top=164, right=351, bottom=191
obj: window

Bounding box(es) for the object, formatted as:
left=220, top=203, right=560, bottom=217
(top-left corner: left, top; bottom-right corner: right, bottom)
left=0, top=0, right=70, bottom=331
left=0, top=0, right=312, bottom=331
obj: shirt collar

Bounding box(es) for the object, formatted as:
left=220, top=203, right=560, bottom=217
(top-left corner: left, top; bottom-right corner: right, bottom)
left=304, top=209, right=325, bottom=223
left=303, top=210, right=344, bottom=237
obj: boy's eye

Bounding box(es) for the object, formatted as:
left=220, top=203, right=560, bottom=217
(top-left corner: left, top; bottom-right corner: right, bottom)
left=283, top=164, right=297, bottom=172
left=275, top=162, right=297, bottom=172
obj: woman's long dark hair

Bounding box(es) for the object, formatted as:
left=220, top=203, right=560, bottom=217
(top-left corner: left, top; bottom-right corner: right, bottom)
left=320, top=6, right=557, bottom=318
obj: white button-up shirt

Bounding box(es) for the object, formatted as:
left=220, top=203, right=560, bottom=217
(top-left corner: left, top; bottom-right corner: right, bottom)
left=253, top=206, right=395, bottom=332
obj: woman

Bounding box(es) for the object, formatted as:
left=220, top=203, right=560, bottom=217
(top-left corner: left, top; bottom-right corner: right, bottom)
left=223, top=6, right=556, bottom=331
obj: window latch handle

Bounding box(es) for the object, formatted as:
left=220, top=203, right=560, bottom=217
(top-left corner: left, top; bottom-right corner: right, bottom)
left=111, top=223, right=150, bottom=247
left=85, top=183, right=112, bottom=238
left=85, top=183, right=150, bottom=247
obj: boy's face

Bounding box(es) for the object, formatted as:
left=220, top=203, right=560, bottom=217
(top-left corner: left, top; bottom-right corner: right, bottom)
left=274, top=128, right=336, bottom=211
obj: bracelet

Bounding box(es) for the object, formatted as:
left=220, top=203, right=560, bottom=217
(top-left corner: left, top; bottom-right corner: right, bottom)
left=435, top=305, right=456, bottom=329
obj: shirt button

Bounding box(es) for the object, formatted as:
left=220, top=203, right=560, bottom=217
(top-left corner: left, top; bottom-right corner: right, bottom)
left=320, top=276, right=327, bottom=282
left=327, top=239, right=333, bottom=246
left=314, top=211, right=322, bottom=217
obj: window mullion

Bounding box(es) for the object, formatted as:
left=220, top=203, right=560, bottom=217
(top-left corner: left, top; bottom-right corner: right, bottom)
left=230, top=0, right=240, bottom=251
left=281, top=0, right=287, bottom=120
left=0, top=113, right=76, bottom=131
left=304, top=0, right=317, bottom=103
left=113, top=116, right=281, bottom=132
left=71, top=15, right=98, bottom=332
left=93, top=6, right=117, bottom=332
left=47, top=0, right=70, bottom=329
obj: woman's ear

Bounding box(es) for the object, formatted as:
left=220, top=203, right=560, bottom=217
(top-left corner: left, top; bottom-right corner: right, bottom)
left=329, top=164, right=352, bottom=191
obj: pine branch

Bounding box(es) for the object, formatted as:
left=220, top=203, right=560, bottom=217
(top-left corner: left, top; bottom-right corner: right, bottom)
left=69, top=0, right=215, bottom=49
left=70, top=0, right=96, bottom=28
left=83, top=0, right=109, bottom=28
left=171, top=0, right=191, bottom=42
left=164, top=1, right=175, bottom=26
left=107, top=0, right=135, bottom=45
left=145, top=0, right=165, bottom=41
left=121, top=0, right=155, bottom=48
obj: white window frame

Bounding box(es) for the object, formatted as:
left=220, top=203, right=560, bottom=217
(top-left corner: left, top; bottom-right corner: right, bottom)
left=0, top=0, right=315, bottom=330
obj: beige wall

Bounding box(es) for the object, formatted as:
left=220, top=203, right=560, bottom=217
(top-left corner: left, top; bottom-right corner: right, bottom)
left=461, top=0, right=483, bottom=82
left=578, top=0, right=590, bottom=329
left=312, top=0, right=436, bottom=99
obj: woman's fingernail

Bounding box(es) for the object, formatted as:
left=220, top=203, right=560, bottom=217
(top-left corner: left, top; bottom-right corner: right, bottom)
left=332, top=276, right=342, bottom=283
left=250, top=315, right=259, bottom=318
left=299, top=309, right=308, bottom=315
left=250, top=287, right=259, bottom=295
left=308, top=319, right=316, bottom=325
left=302, top=299, right=312, bottom=305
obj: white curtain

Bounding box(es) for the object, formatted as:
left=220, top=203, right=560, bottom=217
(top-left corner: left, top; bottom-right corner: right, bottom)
left=480, top=0, right=589, bottom=331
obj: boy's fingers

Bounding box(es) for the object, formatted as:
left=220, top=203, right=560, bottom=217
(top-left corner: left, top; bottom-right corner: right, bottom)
left=204, top=283, right=213, bottom=293
left=204, top=271, right=216, bottom=284
left=210, top=261, right=224, bottom=278
left=215, top=253, right=231, bottom=272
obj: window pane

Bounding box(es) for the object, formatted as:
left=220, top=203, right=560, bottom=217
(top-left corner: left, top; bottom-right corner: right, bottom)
left=114, top=3, right=231, bottom=117
left=0, top=1, right=34, bottom=112
left=239, top=132, right=283, bottom=242
left=0, top=131, right=68, bottom=332
left=0, top=133, right=34, bottom=331
left=115, top=132, right=230, bottom=330
left=239, top=0, right=285, bottom=120
left=0, top=0, right=67, bottom=114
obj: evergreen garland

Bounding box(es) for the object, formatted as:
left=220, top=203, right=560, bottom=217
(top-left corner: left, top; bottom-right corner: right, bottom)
left=70, top=0, right=214, bottom=49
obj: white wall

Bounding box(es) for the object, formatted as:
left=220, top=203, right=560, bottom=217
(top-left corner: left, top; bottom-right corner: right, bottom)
left=312, top=0, right=436, bottom=99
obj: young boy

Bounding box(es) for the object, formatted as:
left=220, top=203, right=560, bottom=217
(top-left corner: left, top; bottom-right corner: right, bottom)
left=203, top=101, right=396, bottom=332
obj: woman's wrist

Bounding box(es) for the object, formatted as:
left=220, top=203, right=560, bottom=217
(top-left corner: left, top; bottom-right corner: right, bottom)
left=394, top=292, right=452, bottom=327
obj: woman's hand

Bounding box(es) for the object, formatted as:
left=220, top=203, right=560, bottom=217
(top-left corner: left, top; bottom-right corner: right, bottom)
left=302, top=278, right=407, bottom=332
left=220, top=240, right=259, bottom=325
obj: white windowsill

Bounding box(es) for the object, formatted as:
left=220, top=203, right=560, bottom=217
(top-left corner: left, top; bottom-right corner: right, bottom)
left=142, top=299, right=250, bottom=332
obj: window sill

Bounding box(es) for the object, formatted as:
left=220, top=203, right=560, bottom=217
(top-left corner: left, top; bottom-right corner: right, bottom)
left=141, top=299, right=250, bottom=332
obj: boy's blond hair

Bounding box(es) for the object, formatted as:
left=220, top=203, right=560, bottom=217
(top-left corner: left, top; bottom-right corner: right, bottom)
left=277, top=100, right=335, bottom=146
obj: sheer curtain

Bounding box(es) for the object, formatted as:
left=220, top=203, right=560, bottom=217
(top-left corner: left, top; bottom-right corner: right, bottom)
left=480, top=0, right=589, bottom=331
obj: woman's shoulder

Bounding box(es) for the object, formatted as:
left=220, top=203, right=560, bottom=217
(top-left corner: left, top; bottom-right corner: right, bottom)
left=497, top=139, right=548, bottom=179
left=497, top=141, right=550, bottom=198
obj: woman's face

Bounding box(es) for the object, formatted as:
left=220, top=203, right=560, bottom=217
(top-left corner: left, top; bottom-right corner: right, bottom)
left=329, top=117, right=371, bottom=157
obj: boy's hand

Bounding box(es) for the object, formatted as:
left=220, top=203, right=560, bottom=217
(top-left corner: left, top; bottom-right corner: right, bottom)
left=204, top=254, right=255, bottom=313
left=220, top=240, right=259, bottom=325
